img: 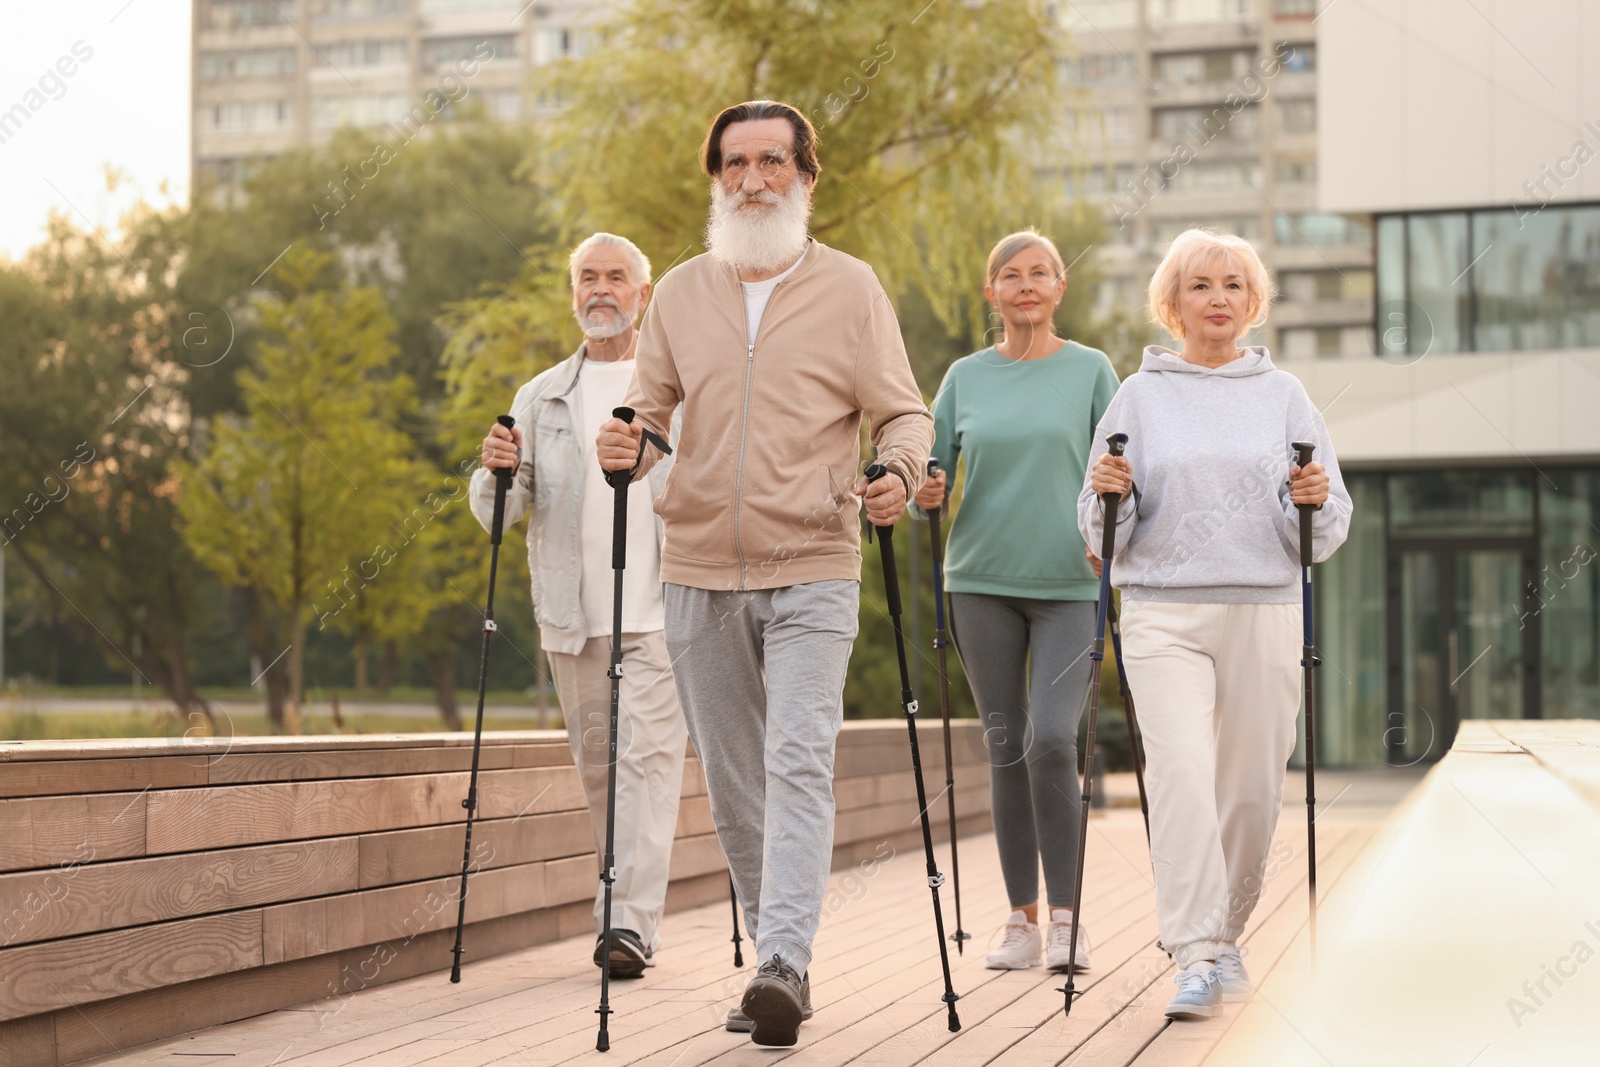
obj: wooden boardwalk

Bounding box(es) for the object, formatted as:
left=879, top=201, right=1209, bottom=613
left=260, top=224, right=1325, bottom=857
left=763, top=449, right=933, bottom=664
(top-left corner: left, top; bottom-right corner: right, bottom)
left=82, top=775, right=1395, bottom=1067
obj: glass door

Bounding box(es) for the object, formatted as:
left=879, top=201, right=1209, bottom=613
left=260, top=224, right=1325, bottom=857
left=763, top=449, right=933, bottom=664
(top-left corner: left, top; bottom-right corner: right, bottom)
left=1388, top=542, right=1537, bottom=764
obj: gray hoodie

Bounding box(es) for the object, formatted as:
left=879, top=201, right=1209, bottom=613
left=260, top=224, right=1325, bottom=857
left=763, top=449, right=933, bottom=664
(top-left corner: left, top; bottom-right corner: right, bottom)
left=1076, top=345, right=1352, bottom=604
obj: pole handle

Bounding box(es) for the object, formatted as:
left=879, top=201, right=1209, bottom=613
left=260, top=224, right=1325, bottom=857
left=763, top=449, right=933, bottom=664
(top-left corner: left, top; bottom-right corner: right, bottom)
left=489, top=415, right=516, bottom=546
left=1098, top=432, right=1128, bottom=564
left=865, top=463, right=901, bottom=615
left=1292, top=440, right=1316, bottom=566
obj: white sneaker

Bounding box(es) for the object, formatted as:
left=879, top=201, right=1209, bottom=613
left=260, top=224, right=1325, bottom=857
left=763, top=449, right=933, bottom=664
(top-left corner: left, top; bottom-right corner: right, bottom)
left=1045, top=909, right=1092, bottom=972
left=1164, top=962, right=1222, bottom=1020
left=1216, top=945, right=1253, bottom=1002
left=985, top=911, right=1042, bottom=969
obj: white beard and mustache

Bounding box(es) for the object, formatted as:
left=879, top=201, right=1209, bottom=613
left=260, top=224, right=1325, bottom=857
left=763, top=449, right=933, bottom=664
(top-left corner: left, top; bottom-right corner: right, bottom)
left=576, top=295, right=634, bottom=340
left=705, top=180, right=812, bottom=274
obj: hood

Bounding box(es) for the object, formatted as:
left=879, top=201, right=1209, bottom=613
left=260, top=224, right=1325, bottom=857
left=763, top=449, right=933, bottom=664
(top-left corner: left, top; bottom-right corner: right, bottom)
left=1138, top=344, right=1276, bottom=377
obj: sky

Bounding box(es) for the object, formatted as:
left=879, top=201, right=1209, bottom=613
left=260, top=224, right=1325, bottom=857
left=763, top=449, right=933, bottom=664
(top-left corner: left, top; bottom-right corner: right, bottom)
left=0, top=1, right=191, bottom=261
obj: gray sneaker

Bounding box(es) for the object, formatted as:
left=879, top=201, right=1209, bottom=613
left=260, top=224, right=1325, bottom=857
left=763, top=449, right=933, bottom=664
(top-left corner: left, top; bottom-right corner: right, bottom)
left=725, top=971, right=812, bottom=1033
left=740, top=955, right=807, bottom=1046
left=1164, top=964, right=1222, bottom=1020
left=1216, top=946, right=1253, bottom=1002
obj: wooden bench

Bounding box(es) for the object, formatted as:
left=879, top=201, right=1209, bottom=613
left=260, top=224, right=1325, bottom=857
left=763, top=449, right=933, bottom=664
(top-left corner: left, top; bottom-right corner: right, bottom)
left=0, top=719, right=992, bottom=1067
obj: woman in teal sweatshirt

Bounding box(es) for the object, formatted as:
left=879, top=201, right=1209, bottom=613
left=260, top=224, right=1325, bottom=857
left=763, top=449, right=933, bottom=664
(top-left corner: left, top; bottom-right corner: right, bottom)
left=913, top=229, right=1120, bottom=973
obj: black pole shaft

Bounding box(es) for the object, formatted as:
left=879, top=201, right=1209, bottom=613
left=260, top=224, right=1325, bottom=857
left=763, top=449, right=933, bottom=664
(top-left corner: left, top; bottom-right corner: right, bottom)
left=451, top=415, right=516, bottom=984
left=729, top=873, right=744, bottom=968
left=926, top=461, right=969, bottom=954
left=1105, top=600, right=1150, bottom=846
left=1294, top=442, right=1319, bottom=963
left=595, top=469, right=626, bottom=1052
left=1062, top=432, right=1126, bottom=1018
left=868, top=465, right=960, bottom=1032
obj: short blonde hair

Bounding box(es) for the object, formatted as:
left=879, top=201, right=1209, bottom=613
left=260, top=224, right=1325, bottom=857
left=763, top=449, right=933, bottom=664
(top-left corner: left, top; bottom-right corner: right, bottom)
left=1147, top=228, right=1273, bottom=339
left=986, top=228, right=1066, bottom=288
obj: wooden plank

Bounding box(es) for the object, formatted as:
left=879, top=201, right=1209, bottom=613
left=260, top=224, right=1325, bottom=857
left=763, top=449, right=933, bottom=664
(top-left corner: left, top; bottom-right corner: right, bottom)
left=143, top=767, right=586, bottom=854
left=0, top=911, right=262, bottom=1021
left=0, top=791, right=145, bottom=874
left=206, top=745, right=520, bottom=785
left=0, top=1013, right=54, bottom=1067
left=261, top=862, right=547, bottom=964
left=0, top=837, right=359, bottom=948
left=357, top=810, right=593, bottom=888
left=0, top=756, right=208, bottom=799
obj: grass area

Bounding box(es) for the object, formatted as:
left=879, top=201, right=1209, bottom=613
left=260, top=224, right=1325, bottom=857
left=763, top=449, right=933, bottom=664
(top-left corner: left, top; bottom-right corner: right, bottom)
left=0, top=700, right=563, bottom=742
left=4, top=684, right=547, bottom=705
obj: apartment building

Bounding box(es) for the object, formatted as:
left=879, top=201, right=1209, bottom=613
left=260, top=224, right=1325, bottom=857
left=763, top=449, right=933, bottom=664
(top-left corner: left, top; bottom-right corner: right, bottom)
left=190, top=0, right=589, bottom=190
left=1062, top=0, right=1373, bottom=357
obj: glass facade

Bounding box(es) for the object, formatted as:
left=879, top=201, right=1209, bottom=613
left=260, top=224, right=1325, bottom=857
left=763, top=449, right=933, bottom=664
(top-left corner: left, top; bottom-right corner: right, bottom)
left=1318, top=466, right=1598, bottom=766
left=1377, top=202, right=1600, bottom=356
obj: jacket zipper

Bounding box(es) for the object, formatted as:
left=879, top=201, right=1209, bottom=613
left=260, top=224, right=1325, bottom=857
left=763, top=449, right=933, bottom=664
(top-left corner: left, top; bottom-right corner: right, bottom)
left=732, top=290, right=757, bottom=592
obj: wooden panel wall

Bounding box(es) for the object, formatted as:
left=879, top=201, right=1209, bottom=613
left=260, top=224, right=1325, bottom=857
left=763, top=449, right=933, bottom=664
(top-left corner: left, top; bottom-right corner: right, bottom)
left=0, top=720, right=991, bottom=1067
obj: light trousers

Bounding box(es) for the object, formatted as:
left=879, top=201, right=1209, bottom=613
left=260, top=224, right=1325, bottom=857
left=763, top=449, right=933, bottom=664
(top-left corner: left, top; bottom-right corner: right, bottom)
left=1118, top=600, right=1302, bottom=969
left=547, top=630, right=687, bottom=944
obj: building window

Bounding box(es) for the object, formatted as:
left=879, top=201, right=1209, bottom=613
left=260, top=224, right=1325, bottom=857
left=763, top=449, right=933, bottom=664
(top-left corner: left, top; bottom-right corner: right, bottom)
left=1149, top=0, right=1251, bottom=26
left=203, top=0, right=295, bottom=29
left=311, top=92, right=409, bottom=130
left=1276, top=157, right=1316, bottom=185
left=1278, top=97, right=1316, bottom=134
left=1273, top=0, right=1318, bottom=16
left=1153, top=49, right=1255, bottom=86
left=1281, top=326, right=1373, bottom=358
left=310, top=0, right=405, bottom=19
left=1153, top=103, right=1260, bottom=143
left=1064, top=163, right=1135, bottom=197
left=198, top=47, right=298, bottom=79
left=1275, top=212, right=1371, bottom=247
left=1377, top=203, right=1600, bottom=356
left=1068, top=107, right=1136, bottom=145
left=1151, top=215, right=1263, bottom=244
left=1278, top=41, right=1315, bottom=71
left=314, top=38, right=408, bottom=68
left=1165, top=159, right=1263, bottom=194
left=1061, top=53, right=1138, bottom=90
left=1061, top=0, right=1139, bottom=31
left=203, top=99, right=294, bottom=133
left=1280, top=269, right=1374, bottom=303
left=421, top=34, right=517, bottom=68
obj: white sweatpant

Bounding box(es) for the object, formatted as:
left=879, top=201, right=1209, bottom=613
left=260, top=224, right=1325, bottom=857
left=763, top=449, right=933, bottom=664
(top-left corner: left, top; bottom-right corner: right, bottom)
left=1118, top=601, right=1302, bottom=969
left=547, top=631, right=688, bottom=944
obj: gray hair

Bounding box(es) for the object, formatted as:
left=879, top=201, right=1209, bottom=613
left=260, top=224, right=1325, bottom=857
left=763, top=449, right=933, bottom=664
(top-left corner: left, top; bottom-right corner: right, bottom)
left=567, top=232, right=652, bottom=289
left=985, top=228, right=1066, bottom=288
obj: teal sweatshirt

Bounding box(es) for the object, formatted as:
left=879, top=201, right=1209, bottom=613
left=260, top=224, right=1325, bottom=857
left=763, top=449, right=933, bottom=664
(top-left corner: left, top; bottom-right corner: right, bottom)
left=917, top=341, right=1121, bottom=600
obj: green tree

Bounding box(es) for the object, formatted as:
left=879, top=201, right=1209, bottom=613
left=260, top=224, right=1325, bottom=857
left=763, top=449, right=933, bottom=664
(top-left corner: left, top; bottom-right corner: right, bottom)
left=176, top=248, right=428, bottom=732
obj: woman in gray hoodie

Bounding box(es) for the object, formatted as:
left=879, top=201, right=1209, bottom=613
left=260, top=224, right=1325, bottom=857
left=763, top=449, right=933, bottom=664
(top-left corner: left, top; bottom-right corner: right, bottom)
left=1077, top=228, right=1352, bottom=1022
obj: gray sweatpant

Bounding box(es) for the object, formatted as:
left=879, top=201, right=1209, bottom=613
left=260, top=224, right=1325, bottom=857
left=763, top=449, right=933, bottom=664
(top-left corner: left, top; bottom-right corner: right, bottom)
left=663, top=580, right=860, bottom=975
left=950, top=593, right=1095, bottom=910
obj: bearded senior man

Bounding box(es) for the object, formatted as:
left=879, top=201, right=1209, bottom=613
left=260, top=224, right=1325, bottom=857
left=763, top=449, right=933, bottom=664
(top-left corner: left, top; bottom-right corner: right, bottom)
left=475, top=232, right=686, bottom=981
left=597, top=100, right=933, bottom=1047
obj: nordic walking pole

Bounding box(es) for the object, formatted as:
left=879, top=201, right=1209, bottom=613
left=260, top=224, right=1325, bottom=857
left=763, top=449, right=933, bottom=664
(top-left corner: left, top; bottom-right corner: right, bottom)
left=866, top=463, right=961, bottom=1033
left=450, top=414, right=517, bottom=984
left=1105, top=599, right=1150, bottom=846
left=1293, top=441, right=1320, bottom=963
left=729, top=873, right=744, bottom=968
left=924, top=458, right=970, bottom=955
left=595, top=406, right=672, bottom=1052
left=1061, top=432, right=1127, bottom=1019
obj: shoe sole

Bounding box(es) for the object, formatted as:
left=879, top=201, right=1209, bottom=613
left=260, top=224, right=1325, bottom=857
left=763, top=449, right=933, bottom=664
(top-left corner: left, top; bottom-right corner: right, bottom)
left=985, top=958, right=1042, bottom=970
left=726, top=1007, right=812, bottom=1033
left=1221, top=990, right=1253, bottom=1003
left=592, top=941, right=647, bottom=980
left=741, top=980, right=803, bottom=1046
left=1165, top=1003, right=1222, bottom=1020
left=1047, top=961, right=1092, bottom=973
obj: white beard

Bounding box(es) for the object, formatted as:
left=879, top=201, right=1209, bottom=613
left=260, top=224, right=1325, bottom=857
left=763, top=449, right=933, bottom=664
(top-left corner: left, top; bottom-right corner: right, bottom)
left=576, top=296, right=633, bottom=341
left=705, top=181, right=812, bottom=274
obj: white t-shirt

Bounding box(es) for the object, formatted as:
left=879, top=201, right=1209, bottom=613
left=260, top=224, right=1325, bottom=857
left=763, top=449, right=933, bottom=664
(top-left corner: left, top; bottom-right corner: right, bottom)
left=740, top=243, right=809, bottom=346
left=577, top=358, right=665, bottom=638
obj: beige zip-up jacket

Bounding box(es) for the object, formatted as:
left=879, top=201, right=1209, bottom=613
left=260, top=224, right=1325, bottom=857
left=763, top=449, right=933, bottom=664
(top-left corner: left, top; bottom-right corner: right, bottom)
left=625, top=240, right=933, bottom=592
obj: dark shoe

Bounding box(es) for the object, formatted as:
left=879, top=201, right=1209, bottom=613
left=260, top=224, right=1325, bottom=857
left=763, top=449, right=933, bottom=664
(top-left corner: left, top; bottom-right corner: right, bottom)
left=740, top=955, right=806, bottom=1046
left=725, top=971, right=812, bottom=1032
left=592, top=928, right=648, bottom=979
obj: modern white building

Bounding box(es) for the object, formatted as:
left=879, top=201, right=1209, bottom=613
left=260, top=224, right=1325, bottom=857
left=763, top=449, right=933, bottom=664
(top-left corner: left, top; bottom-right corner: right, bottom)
left=1289, top=0, right=1600, bottom=765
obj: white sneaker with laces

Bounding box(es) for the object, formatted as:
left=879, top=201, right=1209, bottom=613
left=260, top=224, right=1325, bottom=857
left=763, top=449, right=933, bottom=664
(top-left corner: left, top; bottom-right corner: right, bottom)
left=1216, top=945, right=1253, bottom=1002
left=985, top=910, right=1042, bottom=970
left=1164, top=962, right=1222, bottom=1020
left=1045, top=908, right=1092, bottom=972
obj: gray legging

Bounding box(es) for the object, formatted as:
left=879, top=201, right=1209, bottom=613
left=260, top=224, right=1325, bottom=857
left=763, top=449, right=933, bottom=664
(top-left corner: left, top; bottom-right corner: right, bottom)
left=950, top=592, right=1095, bottom=910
